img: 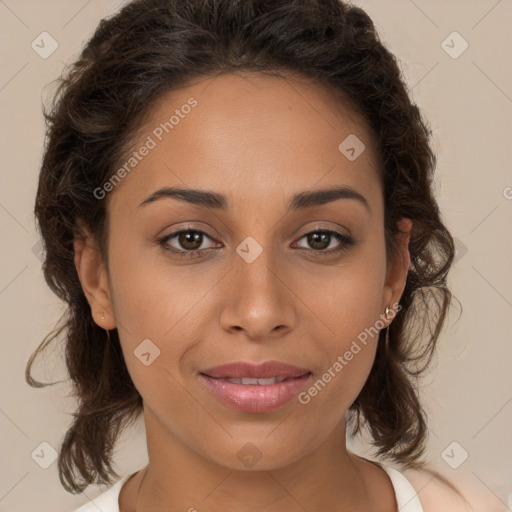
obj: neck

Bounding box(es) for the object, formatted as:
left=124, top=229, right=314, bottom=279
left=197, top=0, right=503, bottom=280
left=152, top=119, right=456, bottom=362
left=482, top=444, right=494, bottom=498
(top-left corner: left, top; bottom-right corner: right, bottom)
left=129, top=406, right=376, bottom=512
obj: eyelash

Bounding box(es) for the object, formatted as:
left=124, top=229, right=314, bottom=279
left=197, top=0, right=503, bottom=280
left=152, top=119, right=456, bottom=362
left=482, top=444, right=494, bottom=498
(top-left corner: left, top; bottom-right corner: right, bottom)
left=157, top=228, right=355, bottom=259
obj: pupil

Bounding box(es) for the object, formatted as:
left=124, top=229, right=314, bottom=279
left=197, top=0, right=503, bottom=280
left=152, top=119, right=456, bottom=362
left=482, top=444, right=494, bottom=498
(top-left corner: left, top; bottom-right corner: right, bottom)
left=309, top=232, right=329, bottom=250
left=180, top=231, right=201, bottom=250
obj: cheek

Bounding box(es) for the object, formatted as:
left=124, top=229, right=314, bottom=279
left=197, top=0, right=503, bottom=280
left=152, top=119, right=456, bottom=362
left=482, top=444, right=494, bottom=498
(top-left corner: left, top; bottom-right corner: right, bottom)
left=107, top=227, right=188, bottom=330
left=106, top=240, right=216, bottom=380
left=298, top=297, right=381, bottom=420
left=297, top=253, right=386, bottom=403
left=303, top=251, right=387, bottom=340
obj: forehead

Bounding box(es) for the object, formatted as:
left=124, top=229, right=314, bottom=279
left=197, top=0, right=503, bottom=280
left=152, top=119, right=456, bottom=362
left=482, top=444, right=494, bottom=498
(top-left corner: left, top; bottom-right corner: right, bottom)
left=107, top=71, right=382, bottom=213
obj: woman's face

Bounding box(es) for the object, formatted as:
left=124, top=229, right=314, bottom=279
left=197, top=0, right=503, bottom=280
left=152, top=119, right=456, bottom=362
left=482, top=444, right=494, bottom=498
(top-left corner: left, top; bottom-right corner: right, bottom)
left=78, top=72, right=411, bottom=470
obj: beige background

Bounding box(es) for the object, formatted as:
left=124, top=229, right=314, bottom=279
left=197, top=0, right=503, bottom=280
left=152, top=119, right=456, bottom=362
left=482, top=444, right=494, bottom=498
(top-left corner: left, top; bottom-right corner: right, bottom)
left=1, top=1, right=511, bottom=511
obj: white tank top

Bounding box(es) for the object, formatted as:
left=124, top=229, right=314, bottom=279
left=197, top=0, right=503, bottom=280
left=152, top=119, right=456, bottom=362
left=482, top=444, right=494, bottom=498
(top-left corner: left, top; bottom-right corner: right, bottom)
left=380, top=464, right=424, bottom=511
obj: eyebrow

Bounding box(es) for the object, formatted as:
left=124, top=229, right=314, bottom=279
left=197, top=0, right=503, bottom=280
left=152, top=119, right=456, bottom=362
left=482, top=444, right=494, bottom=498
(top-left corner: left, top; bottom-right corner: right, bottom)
left=138, top=185, right=371, bottom=213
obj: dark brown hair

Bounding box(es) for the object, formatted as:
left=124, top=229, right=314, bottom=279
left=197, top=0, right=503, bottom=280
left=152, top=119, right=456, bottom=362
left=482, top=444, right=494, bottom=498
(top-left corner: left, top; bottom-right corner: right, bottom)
left=27, top=0, right=463, bottom=498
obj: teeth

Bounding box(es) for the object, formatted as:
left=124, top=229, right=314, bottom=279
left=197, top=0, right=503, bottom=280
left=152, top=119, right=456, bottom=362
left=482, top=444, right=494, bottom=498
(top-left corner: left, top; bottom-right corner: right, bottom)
left=222, top=376, right=289, bottom=385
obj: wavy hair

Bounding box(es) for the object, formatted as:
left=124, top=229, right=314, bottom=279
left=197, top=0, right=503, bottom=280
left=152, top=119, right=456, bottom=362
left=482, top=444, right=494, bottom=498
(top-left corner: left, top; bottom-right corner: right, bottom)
left=26, top=0, right=462, bottom=496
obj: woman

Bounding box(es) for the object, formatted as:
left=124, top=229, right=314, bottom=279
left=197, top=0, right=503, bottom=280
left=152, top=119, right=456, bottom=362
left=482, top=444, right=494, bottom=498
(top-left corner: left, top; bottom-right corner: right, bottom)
left=26, top=0, right=473, bottom=510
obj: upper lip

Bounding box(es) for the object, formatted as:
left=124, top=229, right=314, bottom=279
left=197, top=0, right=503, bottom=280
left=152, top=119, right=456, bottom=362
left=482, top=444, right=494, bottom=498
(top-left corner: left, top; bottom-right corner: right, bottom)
left=200, top=360, right=311, bottom=379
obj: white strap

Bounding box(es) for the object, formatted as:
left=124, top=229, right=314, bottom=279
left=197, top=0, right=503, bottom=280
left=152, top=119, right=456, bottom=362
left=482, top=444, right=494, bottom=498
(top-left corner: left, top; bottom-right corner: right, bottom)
left=380, top=464, right=424, bottom=512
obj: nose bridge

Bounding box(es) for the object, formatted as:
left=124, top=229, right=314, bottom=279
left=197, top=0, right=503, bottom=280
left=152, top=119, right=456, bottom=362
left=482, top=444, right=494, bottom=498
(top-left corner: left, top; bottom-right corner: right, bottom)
left=234, top=236, right=283, bottom=308
left=220, top=234, right=297, bottom=338
left=243, top=247, right=277, bottom=291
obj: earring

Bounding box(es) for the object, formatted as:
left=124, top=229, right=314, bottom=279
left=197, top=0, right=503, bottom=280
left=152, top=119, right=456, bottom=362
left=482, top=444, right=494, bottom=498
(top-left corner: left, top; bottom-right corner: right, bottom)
left=385, top=305, right=391, bottom=320
left=101, top=311, right=105, bottom=321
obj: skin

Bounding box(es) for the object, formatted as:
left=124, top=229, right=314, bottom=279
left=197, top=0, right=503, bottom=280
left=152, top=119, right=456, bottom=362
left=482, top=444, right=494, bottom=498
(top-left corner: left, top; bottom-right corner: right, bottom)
left=74, top=71, right=414, bottom=511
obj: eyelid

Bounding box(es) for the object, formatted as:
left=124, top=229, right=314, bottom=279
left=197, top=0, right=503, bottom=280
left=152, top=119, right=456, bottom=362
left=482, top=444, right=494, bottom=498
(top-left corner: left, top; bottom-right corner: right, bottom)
left=291, top=228, right=354, bottom=253
left=294, top=221, right=351, bottom=237
left=158, top=223, right=354, bottom=258
left=158, top=225, right=220, bottom=250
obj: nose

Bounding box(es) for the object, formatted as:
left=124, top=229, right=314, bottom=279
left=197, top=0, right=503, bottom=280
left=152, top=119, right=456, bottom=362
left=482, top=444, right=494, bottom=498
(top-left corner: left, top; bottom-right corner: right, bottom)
left=219, top=246, right=298, bottom=341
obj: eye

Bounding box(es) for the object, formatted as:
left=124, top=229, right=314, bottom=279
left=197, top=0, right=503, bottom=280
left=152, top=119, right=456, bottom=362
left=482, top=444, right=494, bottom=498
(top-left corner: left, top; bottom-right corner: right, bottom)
left=292, top=229, right=355, bottom=255
left=158, top=227, right=355, bottom=259
left=158, top=228, right=219, bottom=258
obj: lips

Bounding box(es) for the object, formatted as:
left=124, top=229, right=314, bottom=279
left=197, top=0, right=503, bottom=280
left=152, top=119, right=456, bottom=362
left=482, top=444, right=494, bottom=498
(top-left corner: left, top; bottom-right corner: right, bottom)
left=199, top=361, right=313, bottom=412
left=200, top=360, right=311, bottom=380
left=199, top=371, right=313, bottom=413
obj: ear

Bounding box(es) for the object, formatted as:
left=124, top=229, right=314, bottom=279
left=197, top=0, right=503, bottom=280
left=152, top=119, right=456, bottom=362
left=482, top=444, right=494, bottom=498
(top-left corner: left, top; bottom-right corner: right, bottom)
left=381, top=217, right=412, bottom=326
left=73, top=220, right=116, bottom=330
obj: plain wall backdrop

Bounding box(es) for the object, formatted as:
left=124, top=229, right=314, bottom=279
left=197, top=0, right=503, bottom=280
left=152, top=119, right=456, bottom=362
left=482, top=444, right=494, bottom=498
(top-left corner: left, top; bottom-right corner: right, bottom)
left=0, top=1, right=511, bottom=511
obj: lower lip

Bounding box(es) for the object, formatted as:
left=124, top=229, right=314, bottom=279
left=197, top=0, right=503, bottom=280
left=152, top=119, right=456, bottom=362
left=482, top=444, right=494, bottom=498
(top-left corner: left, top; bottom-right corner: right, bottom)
left=199, top=373, right=312, bottom=413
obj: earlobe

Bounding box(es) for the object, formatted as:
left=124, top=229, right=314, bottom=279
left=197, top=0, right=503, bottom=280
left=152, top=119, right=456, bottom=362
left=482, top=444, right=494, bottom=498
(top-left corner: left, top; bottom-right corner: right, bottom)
left=73, top=221, right=116, bottom=330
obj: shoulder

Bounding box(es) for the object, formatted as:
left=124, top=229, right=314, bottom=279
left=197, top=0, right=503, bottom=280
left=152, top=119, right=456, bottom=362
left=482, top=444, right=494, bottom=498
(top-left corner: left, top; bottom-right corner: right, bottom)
left=400, top=467, right=473, bottom=512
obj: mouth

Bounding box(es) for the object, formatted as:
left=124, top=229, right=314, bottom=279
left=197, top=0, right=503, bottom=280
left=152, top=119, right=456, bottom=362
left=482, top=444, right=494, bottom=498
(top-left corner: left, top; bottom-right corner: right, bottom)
left=198, top=361, right=313, bottom=413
